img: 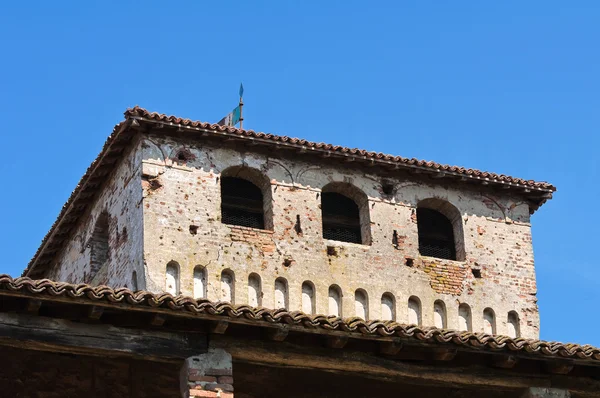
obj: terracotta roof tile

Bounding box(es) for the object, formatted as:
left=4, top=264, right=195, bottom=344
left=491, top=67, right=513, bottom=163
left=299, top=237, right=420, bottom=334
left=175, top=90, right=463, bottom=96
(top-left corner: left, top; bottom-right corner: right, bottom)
left=124, top=106, right=556, bottom=191
left=1, top=275, right=597, bottom=363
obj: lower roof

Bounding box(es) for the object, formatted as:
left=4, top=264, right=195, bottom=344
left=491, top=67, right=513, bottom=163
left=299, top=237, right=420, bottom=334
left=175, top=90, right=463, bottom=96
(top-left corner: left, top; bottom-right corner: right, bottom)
left=1, top=274, right=597, bottom=365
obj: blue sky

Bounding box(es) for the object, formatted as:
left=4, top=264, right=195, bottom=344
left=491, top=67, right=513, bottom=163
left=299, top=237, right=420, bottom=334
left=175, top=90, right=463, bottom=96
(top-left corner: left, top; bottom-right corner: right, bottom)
left=1, top=2, right=598, bottom=345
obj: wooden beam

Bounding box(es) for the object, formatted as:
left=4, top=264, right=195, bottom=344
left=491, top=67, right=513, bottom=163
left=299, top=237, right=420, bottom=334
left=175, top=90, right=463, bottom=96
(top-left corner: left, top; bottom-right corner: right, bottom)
left=326, top=336, right=348, bottom=349
left=431, top=348, right=457, bottom=361
left=266, top=326, right=289, bottom=342
left=87, top=306, right=104, bottom=320
left=545, top=361, right=574, bottom=375
left=492, top=355, right=519, bottom=369
left=25, top=299, right=42, bottom=314
left=150, top=313, right=166, bottom=326
left=0, top=312, right=207, bottom=362
left=379, top=340, right=403, bottom=356
left=211, top=321, right=229, bottom=334
left=215, top=337, right=552, bottom=391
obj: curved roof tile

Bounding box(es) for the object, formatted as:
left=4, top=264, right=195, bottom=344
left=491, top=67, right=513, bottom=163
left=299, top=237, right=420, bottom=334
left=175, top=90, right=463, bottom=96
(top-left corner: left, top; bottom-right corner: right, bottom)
left=1, top=275, right=596, bottom=363
left=124, top=106, right=555, bottom=191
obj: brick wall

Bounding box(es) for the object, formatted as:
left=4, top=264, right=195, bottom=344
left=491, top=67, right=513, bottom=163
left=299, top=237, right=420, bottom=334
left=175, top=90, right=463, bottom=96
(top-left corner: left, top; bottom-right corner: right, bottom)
left=45, top=139, right=145, bottom=289
left=185, top=349, right=234, bottom=398
left=140, top=136, right=540, bottom=338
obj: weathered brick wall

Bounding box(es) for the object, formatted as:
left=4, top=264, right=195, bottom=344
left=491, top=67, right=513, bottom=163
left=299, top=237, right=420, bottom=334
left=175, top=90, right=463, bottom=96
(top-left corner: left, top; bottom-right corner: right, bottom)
left=185, top=348, right=234, bottom=398
left=45, top=140, right=145, bottom=289
left=141, top=136, right=540, bottom=338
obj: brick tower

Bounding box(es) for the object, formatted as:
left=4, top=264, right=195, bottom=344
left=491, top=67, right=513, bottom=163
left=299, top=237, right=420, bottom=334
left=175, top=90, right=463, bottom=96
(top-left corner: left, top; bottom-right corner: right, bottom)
left=25, top=107, right=555, bottom=339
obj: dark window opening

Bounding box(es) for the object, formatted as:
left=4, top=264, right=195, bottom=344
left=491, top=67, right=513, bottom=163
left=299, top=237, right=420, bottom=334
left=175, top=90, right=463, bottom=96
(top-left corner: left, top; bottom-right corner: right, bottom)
left=417, top=208, right=456, bottom=260
left=322, top=192, right=362, bottom=244
left=90, top=213, right=109, bottom=281
left=221, top=177, right=265, bottom=229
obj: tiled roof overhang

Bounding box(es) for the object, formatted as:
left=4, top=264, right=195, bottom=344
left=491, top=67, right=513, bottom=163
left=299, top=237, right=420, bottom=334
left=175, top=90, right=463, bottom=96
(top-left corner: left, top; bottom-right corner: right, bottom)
left=24, top=107, right=556, bottom=278
left=126, top=107, right=556, bottom=193
left=1, top=275, right=597, bottom=366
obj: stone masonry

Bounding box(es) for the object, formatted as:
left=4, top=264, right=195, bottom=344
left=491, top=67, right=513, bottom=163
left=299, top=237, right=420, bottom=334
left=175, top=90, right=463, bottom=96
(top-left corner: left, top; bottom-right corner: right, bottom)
left=44, top=132, right=542, bottom=339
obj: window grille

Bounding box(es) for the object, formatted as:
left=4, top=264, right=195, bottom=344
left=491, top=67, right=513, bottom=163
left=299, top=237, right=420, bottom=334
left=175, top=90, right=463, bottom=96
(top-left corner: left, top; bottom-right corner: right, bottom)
left=322, top=192, right=362, bottom=244
left=221, top=177, right=265, bottom=229
left=417, top=208, right=456, bottom=260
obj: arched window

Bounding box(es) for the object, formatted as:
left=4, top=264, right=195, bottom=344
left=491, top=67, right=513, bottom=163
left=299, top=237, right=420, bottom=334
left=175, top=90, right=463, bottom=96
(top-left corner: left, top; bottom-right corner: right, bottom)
left=165, top=261, right=180, bottom=295
left=328, top=285, right=342, bottom=317
left=193, top=266, right=207, bottom=299
left=354, top=289, right=369, bottom=320
left=417, top=199, right=465, bottom=261
left=301, top=281, right=316, bottom=314
left=458, top=303, right=472, bottom=332
left=381, top=293, right=395, bottom=321
left=408, top=296, right=422, bottom=325
left=220, top=166, right=273, bottom=230
left=89, top=212, right=109, bottom=281
left=321, top=183, right=371, bottom=245
left=221, top=270, right=235, bottom=303
left=274, top=277, right=289, bottom=309
left=483, top=308, right=496, bottom=334
left=433, top=300, right=447, bottom=328
left=248, top=273, right=262, bottom=307
left=507, top=311, right=520, bottom=338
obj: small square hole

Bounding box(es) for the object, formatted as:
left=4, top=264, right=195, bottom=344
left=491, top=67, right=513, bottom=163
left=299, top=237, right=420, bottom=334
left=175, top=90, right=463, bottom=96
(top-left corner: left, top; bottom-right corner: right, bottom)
left=472, top=269, right=482, bottom=278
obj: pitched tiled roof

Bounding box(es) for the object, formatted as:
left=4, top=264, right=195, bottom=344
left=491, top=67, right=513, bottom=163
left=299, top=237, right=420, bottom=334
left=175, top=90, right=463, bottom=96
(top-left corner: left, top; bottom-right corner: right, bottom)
left=24, top=106, right=555, bottom=277
left=125, top=106, right=556, bottom=191
left=1, top=275, right=597, bottom=363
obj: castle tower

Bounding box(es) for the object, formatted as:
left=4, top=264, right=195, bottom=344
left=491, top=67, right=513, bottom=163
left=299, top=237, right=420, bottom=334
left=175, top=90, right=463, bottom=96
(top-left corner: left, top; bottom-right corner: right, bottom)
left=25, top=107, right=555, bottom=339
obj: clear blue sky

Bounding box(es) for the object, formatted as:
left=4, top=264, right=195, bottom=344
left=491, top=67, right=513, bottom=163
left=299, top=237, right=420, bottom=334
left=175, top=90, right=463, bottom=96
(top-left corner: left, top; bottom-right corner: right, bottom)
left=1, top=2, right=598, bottom=345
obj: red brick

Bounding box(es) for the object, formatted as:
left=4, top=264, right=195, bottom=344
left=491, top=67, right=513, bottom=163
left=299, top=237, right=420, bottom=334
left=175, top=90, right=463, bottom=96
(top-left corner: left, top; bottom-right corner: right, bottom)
left=218, top=376, right=234, bottom=384
left=189, top=375, right=217, bottom=383
left=205, top=383, right=234, bottom=392
left=189, top=389, right=218, bottom=397
left=206, top=368, right=232, bottom=376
